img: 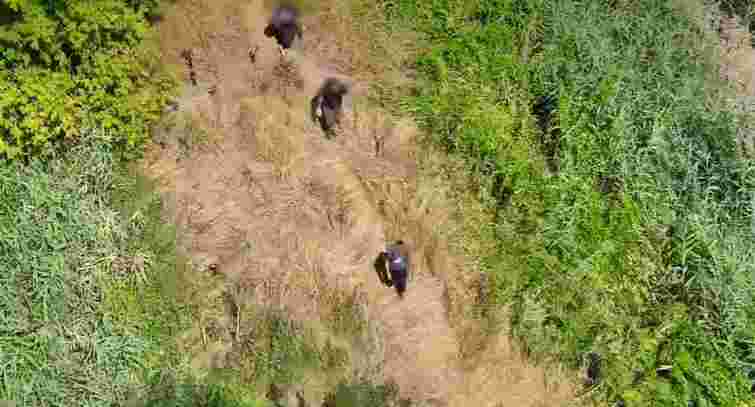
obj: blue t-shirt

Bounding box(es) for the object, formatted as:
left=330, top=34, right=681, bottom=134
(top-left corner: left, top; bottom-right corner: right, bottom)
left=385, top=248, right=407, bottom=276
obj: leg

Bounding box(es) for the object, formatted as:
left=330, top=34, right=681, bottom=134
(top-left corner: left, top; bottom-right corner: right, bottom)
left=384, top=259, right=393, bottom=287
left=391, top=269, right=407, bottom=298
left=395, top=278, right=406, bottom=299
left=311, top=96, right=323, bottom=123
left=248, top=46, right=258, bottom=64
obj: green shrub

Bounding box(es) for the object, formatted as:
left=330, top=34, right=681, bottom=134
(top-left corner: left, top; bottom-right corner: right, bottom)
left=0, top=0, right=177, bottom=161
left=381, top=0, right=755, bottom=405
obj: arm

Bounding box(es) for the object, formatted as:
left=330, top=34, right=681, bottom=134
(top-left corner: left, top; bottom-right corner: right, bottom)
left=310, top=95, right=322, bottom=122
left=406, top=254, right=411, bottom=282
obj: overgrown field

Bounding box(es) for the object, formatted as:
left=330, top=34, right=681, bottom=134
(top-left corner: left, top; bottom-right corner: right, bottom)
left=0, top=132, right=189, bottom=405
left=377, top=0, right=755, bottom=405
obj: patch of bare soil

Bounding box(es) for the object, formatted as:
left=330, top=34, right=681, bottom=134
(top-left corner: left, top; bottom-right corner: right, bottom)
left=143, top=1, right=578, bottom=406
left=718, top=13, right=755, bottom=158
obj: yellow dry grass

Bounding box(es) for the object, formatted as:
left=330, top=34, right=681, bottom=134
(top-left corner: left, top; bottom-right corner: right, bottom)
left=240, top=95, right=305, bottom=179
left=158, top=0, right=246, bottom=57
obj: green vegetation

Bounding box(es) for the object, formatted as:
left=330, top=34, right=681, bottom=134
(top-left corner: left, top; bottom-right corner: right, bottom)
left=0, top=132, right=185, bottom=405
left=8, top=0, right=754, bottom=405
left=0, top=0, right=176, bottom=161
left=322, top=379, right=403, bottom=407
left=378, top=0, right=755, bottom=405
left=0, top=1, right=192, bottom=404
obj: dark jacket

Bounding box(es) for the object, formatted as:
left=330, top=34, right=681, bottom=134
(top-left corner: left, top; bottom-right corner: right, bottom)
left=385, top=247, right=407, bottom=277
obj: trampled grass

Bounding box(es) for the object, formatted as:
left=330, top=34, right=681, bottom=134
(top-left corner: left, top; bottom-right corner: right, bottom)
left=373, top=0, right=755, bottom=405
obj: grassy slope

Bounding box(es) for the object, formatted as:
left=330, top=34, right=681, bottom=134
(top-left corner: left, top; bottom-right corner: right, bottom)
left=376, top=0, right=755, bottom=405
left=0, top=2, right=209, bottom=404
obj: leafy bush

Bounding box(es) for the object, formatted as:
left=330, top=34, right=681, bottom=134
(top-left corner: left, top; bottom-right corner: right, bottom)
left=381, top=0, right=755, bottom=405
left=0, top=0, right=177, bottom=161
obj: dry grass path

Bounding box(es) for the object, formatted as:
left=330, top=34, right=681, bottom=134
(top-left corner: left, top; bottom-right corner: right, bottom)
left=142, top=1, right=578, bottom=405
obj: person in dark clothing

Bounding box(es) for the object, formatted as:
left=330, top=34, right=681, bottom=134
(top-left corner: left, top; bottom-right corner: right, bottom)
left=310, top=78, right=349, bottom=138
left=380, top=240, right=410, bottom=299
left=264, top=4, right=303, bottom=58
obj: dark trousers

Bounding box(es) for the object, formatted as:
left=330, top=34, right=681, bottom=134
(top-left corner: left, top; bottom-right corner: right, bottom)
left=390, top=269, right=407, bottom=297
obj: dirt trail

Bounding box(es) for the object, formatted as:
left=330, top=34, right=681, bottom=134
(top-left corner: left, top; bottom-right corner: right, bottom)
left=144, top=2, right=577, bottom=406
left=718, top=13, right=755, bottom=158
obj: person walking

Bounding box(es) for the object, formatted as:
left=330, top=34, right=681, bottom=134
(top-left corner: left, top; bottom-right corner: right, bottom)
left=380, top=240, right=410, bottom=299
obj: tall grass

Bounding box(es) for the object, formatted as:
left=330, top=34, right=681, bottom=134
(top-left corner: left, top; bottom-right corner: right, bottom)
left=0, top=128, right=186, bottom=406
left=378, top=0, right=755, bottom=405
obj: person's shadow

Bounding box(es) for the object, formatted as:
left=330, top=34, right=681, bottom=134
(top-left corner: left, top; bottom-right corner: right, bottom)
left=373, top=253, right=393, bottom=287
